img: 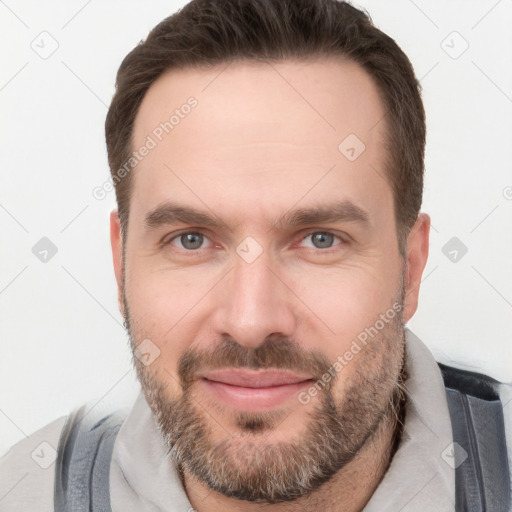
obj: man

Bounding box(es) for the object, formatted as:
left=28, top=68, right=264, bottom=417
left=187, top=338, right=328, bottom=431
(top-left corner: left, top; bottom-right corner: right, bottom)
left=1, top=0, right=510, bottom=511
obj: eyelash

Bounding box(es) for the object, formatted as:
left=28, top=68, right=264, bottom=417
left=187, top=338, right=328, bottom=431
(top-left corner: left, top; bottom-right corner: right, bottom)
left=163, top=229, right=347, bottom=253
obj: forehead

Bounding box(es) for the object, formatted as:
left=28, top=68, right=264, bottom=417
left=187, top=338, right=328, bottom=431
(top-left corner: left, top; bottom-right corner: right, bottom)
left=130, top=58, right=392, bottom=227
left=133, top=57, right=386, bottom=149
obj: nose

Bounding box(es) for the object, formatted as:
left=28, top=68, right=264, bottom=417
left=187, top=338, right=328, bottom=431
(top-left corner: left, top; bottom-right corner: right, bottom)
left=210, top=249, right=297, bottom=348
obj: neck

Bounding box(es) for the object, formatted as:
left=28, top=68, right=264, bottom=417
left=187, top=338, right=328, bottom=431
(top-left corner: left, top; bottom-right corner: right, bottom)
left=181, top=393, right=406, bottom=512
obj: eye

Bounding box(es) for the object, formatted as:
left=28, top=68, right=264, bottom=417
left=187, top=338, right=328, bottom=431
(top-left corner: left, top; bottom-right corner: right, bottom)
left=168, top=232, right=211, bottom=250
left=299, top=231, right=342, bottom=249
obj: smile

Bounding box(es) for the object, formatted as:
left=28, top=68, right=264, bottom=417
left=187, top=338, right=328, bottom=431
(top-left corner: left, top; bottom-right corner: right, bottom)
left=198, top=369, right=314, bottom=411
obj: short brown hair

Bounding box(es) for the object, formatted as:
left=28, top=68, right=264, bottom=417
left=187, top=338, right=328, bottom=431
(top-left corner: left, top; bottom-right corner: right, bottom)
left=105, top=0, right=425, bottom=253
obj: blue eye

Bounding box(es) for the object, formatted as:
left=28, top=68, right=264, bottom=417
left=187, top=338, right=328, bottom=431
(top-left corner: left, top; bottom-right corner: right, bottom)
left=301, top=232, right=341, bottom=249
left=170, top=232, right=208, bottom=250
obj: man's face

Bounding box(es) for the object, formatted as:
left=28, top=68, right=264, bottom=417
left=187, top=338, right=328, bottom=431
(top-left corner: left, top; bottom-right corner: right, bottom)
left=111, top=58, right=426, bottom=503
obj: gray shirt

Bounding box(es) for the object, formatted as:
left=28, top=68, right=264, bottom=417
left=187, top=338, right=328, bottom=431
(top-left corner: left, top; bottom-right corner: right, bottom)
left=1, top=329, right=510, bottom=510
left=109, top=329, right=456, bottom=511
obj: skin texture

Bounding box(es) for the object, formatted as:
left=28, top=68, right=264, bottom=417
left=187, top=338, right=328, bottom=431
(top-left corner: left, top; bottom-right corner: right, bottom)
left=110, top=57, right=430, bottom=512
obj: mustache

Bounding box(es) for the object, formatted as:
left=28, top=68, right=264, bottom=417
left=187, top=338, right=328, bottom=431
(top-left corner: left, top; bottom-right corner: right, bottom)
left=177, top=334, right=334, bottom=390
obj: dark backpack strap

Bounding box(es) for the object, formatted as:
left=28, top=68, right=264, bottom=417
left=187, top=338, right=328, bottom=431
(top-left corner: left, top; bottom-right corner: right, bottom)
left=439, top=363, right=511, bottom=512
left=54, top=404, right=125, bottom=512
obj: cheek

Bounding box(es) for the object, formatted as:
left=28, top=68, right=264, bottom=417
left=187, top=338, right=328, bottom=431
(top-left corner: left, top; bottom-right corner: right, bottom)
left=296, top=268, right=399, bottom=331
left=126, top=260, right=215, bottom=327
left=124, top=270, right=209, bottom=380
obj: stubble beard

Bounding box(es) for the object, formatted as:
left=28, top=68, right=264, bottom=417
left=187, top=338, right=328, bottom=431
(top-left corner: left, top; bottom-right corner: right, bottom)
left=122, top=286, right=407, bottom=504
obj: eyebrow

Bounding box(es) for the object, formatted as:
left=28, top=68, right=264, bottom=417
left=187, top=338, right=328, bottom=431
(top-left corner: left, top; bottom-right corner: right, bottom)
left=276, top=201, right=370, bottom=229
left=143, top=199, right=370, bottom=232
left=144, top=202, right=226, bottom=231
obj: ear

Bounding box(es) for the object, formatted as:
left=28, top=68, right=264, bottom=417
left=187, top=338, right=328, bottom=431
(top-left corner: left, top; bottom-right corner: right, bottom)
left=402, top=213, right=430, bottom=323
left=110, top=209, right=125, bottom=317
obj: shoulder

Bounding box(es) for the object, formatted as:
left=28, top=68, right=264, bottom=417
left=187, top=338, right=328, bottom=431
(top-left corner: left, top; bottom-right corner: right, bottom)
left=437, top=362, right=503, bottom=399
left=438, top=362, right=512, bottom=508
left=0, top=413, right=69, bottom=512
left=437, top=361, right=510, bottom=437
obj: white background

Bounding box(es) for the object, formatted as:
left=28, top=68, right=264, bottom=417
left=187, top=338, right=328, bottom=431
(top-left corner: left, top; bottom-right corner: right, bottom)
left=1, top=0, right=511, bottom=456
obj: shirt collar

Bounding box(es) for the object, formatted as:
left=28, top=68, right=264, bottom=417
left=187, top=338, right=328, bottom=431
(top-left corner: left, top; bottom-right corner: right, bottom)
left=363, top=328, right=455, bottom=511
left=110, top=328, right=455, bottom=511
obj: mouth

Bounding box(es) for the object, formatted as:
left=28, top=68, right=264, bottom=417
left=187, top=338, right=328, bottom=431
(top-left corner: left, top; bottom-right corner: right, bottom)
left=197, top=368, right=314, bottom=411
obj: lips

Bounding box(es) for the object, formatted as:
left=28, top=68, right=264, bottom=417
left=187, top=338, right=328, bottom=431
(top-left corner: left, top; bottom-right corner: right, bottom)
left=196, top=369, right=315, bottom=411
left=197, top=368, right=313, bottom=412
left=199, top=368, right=312, bottom=388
